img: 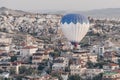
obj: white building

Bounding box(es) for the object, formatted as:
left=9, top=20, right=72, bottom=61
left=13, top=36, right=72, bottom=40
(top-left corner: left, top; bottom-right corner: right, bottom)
left=70, top=64, right=86, bottom=76
left=104, top=51, right=118, bottom=63
left=103, top=63, right=119, bottom=71
left=0, top=37, right=12, bottom=44
left=52, top=57, right=69, bottom=71
left=91, top=45, right=105, bottom=56
left=70, top=57, right=86, bottom=76
left=0, top=44, right=10, bottom=52
left=32, top=50, right=49, bottom=64
left=88, top=54, right=97, bottom=63
left=61, top=73, right=68, bottom=80
left=0, top=72, right=10, bottom=78
left=20, top=46, right=38, bottom=57
left=72, top=51, right=89, bottom=62
left=85, top=69, right=104, bottom=78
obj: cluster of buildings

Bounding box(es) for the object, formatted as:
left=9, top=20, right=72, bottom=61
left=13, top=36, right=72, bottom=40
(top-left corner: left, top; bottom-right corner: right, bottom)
left=0, top=11, right=120, bottom=80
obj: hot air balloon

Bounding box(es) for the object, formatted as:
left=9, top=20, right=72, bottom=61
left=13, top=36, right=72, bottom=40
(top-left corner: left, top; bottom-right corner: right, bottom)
left=61, top=14, right=89, bottom=49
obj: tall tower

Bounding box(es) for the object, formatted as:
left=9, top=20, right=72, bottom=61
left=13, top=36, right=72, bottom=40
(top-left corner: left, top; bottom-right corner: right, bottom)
left=98, top=46, right=105, bottom=56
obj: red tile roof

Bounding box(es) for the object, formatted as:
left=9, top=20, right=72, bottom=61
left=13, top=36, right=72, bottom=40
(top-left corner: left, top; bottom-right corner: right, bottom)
left=23, top=46, right=37, bottom=49
left=11, top=61, right=21, bottom=65
left=109, top=63, right=119, bottom=66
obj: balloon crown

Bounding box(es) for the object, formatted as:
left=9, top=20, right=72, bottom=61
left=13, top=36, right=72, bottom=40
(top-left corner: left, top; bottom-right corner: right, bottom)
left=61, top=14, right=89, bottom=24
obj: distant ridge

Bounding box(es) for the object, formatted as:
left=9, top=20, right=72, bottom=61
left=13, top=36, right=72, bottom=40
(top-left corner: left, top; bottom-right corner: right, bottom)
left=0, top=7, right=31, bottom=15
left=81, top=8, right=120, bottom=18
left=47, top=8, right=120, bottom=18
left=0, top=7, right=120, bottom=18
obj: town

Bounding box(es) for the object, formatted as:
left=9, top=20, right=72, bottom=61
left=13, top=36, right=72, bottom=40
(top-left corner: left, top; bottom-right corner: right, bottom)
left=0, top=7, right=120, bottom=80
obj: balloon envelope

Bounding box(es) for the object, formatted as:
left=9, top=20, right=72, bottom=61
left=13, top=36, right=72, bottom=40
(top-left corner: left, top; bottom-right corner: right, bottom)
left=61, top=14, right=89, bottom=45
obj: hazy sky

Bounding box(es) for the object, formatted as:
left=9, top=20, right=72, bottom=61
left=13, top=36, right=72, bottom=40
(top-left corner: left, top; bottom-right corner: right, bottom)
left=0, top=0, right=120, bottom=11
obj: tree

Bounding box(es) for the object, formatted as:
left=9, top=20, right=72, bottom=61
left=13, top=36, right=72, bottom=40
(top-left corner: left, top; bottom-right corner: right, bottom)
left=11, top=56, right=17, bottom=62
left=0, top=69, right=3, bottom=73
left=46, top=68, right=52, bottom=74
left=25, top=67, right=34, bottom=75
left=96, top=33, right=100, bottom=37
left=2, top=28, right=7, bottom=32
left=65, top=67, right=70, bottom=72
left=94, top=61, right=108, bottom=69
left=87, top=61, right=94, bottom=68
left=19, top=66, right=27, bottom=74
left=9, top=68, right=16, bottom=75
left=15, top=75, right=23, bottom=80
left=37, top=64, right=45, bottom=71
left=49, top=52, right=60, bottom=58
left=118, top=59, right=120, bottom=67
left=19, top=66, right=34, bottom=75
left=68, top=75, right=82, bottom=80
left=4, top=78, right=11, bottom=80
left=29, top=56, right=32, bottom=64
left=92, top=73, right=103, bottom=80
left=51, top=72, right=63, bottom=80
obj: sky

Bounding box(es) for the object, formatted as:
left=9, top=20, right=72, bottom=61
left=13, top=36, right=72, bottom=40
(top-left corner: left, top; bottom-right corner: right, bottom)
left=0, top=0, right=120, bottom=11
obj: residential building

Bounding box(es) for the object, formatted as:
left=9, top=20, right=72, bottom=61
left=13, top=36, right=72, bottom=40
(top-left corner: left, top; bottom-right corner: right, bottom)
left=20, top=46, right=38, bottom=57
left=103, top=63, right=119, bottom=71
left=70, top=58, right=86, bottom=76
left=102, top=71, right=120, bottom=80
left=88, top=54, right=97, bottom=63
left=52, top=57, right=69, bottom=71
left=85, top=69, right=104, bottom=78
left=32, top=50, right=49, bottom=64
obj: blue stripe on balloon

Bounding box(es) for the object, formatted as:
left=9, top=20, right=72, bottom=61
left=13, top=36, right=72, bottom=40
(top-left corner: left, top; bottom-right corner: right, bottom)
left=61, top=14, right=89, bottom=24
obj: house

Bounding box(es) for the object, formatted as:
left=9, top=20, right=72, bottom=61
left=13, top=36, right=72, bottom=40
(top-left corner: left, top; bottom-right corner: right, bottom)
left=0, top=37, right=12, bottom=44
left=11, top=61, right=21, bottom=74
left=85, top=69, right=104, bottom=78
left=52, top=57, right=69, bottom=71
left=88, top=54, right=98, bottom=63
left=70, top=64, right=86, bottom=76
left=102, top=71, right=120, bottom=80
left=103, top=63, right=119, bottom=71
left=23, top=74, right=58, bottom=80
left=0, top=72, right=10, bottom=78
left=90, top=45, right=105, bottom=56
left=0, top=61, right=21, bottom=74
left=0, top=44, right=10, bottom=52
left=70, top=58, right=86, bottom=76
left=20, top=46, right=38, bottom=57
left=72, top=50, right=89, bottom=62
left=32, top=50, right=49, bottom=64
left=104, top=51, right=118, bottom=63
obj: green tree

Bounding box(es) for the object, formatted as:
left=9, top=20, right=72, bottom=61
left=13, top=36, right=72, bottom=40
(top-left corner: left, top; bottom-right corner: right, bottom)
left=38, top=64, right=45, bottom=71
left=9, top=68, right=16, bottom=75
left=15, top=75, right=23, bottom=80
left=68, top=75, right=82, bottom=80
left=49, top=51, right=60, bottom=58
left=4, top=78, right=10, bottom=80
left=51, top=73, right=63, bottom=80
left=46, top=68, right=52, bottom=74
left=25, top=67, right=34, bottom=75
left=0, top=69, right=3, bottom=73
left=19, top=66, right=27, bottom=74
left=65, top=67, right=70, bottom=72
left=118, top=59, right=120, bottom=67
left=92, top=73, right=103, bottom=80
left=11, top=56, right=17, bottom=62
left=29, top=56, right=32, bottom=64
left=94, top=61, right=108, bottom=69
left=87, top=61, right=94, bottom=68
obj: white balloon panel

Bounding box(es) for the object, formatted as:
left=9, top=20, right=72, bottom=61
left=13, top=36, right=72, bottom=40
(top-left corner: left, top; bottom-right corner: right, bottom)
left=61, top=22, right=89, bottom=43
